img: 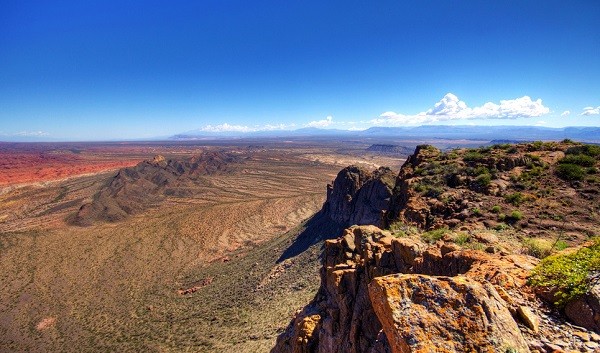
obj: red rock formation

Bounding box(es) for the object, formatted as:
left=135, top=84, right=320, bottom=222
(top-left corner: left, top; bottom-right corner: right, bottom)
left=271, top=225, right=536, bottom=353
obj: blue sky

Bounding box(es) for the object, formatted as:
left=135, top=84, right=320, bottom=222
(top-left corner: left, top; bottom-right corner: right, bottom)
left=1, top=1, right=599, bottom=140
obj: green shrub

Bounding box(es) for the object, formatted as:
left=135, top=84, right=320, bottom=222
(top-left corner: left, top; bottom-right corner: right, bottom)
left=463, top=151, right=486, bottom=162
left=509, top=210, right=523, bottom=221
left=493, top=222, right=509, bottom=231
left=491, top=205, right=501, bottom=213
left=454, top=233, right=470, bottom=245
left=476, top=173, right=492, bottom=187
left=505, top=192, right=524, bottom=205
left=565, top=144, right=600, bottom=157
left=555, top=240, right=569, bottom=251
left=492, top=143, right=512, bottom=150
left=422, top=227, right=448, bottom=243
left=559, top=154, right=596, bottom=167
left=522, top=238, right=553, bottom=258
left=471, top=208, right=482, bottom=216
left=389, top=222, right=419, bottom=237
left=529, top=239, right=600, bottom=307
left=498, top=213, right=506, bottom=221
left=530, top=141, right=544, bottom=151
left=556, top=163, right=585, bottom=181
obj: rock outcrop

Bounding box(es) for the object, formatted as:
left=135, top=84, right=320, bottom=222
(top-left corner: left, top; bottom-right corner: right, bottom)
left=73, top=152, right=237, bottom=225
left=563, top=281, right=600, bottom=332
left=370, top=275, right=529, bottom=353
left=324, top=166, right=395, bottom=227
left=271, top=225, right=536, bottom=353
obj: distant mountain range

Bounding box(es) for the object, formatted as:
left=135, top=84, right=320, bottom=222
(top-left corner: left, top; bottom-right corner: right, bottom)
left=171, top=125, right=600, bottom=142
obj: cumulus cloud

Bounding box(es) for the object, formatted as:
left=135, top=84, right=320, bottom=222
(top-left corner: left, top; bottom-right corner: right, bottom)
left=306, top=115, right=333, bottom=128
left=561, top=110, right=570, bottom=116
left=372, top=93, right=550, bottom=126
left=581, top=106, right=600, bottom=116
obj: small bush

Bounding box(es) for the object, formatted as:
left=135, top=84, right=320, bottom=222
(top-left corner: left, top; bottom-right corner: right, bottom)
left=464, top=151, right=486, bottom=162
left=471, top=208, right=482, bottom=216
left=565, top=144, right=600, bottom=157
left=476, top=173, right=492, bottom=187
left=522, top=238, right=554, bottom=258
left=389, top=222, right=419, bottom=237
left=493, top=222, right=509, bottom=231
left=556, top=163, right=585, bottom=181
left=529, top=238, right=600, bottom=306
left=493, top=143, right=512, bottom=150
left=454, top=233, right=470, bottom=245
left=559, top=154, right=596, bottom=167
left=422, top=227, right=448, bottom=243
left=505, top=192, right=524, bottom=205
left=509, top=210, right=523, bottom=221
left=491, top=205, right=501, bottom=213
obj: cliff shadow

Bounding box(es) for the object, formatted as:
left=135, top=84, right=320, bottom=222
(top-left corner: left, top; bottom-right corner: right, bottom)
left=277, top=210, right=343, bottom=263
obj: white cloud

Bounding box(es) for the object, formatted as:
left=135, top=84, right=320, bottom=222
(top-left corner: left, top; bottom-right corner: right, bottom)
left=561, top=110, right=570, bottom=116
left=14, top=130, right=49, bottom=136
left=199, top=123, right=254, bottom=133
left=197, top=123, right=293, bottom=133
left=581, top=106, right=600, bottom=116
left=371, top=93, right=550, bottom=126
left=306, top=115, right=333, bottom=128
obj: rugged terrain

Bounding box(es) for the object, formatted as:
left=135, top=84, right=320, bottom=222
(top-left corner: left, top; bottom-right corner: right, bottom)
left=0, top=141, right=405, bottom=353
left=272, top=141, right=600, bottom=353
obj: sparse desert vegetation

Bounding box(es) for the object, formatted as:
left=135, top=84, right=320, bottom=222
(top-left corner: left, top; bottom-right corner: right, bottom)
left=0, top=140, right=404, bottom=352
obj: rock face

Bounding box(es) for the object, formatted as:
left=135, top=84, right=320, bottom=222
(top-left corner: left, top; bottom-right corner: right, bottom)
left=73, top=152, right=237, bottom=225
left=324, top=166, right=395, bottom=227
left=369, top=274, right=529, bottom=353
left=271, top=225, right=535, bottom=353
left=564, top=282, right=600, bottom=332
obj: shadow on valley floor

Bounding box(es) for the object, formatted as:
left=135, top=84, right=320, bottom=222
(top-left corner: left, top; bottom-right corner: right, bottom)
left=277, top=210, right=343, bottom=263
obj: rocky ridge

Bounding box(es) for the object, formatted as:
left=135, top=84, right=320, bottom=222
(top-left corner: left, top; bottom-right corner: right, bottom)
left=73, top=151, right=237, bottom=225
left=272, top=141, right=600, bottom=353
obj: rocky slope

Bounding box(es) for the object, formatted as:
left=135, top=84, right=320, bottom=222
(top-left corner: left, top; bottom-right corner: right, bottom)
left=384, top=142, right=599, bottom=243
left=73, top=152, right=238, bottom=225
left=272, top=141, right=600, bottom=353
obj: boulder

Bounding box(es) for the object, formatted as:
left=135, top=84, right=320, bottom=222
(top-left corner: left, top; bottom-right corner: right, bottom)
left=369, top=274, right=530, bottom=353
left=564, top=282, right=600, bottom=333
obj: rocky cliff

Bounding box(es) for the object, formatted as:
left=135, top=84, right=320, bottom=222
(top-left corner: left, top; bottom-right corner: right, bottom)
left=323, top=166, right=395, bottom=228
left=271, top=225, right=540, bottom=353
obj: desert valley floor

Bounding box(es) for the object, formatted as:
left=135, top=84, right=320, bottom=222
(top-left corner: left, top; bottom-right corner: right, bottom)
left=0, top=139, right=406, bottom=352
